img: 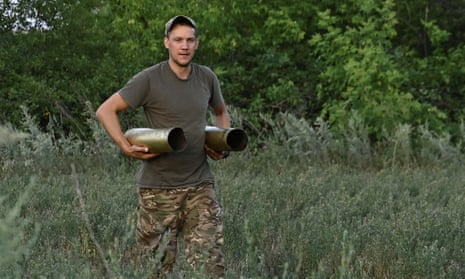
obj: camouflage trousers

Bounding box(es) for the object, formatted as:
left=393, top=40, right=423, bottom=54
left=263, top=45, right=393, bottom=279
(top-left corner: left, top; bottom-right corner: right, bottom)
left=135, top=182, right=225, bottom=278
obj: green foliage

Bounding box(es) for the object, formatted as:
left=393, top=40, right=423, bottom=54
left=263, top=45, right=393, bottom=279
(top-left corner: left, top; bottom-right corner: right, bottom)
left=217, top=1, right=315, bottom=127
left=4, top=0, right=465, bottom=276
left=310, top=0, right=449, bottom=140
left=401, top=45, right=465, bottom=138
left=1, top=0, right=126, bottom=136
left=393, top=0, right=465, bottom=55
left=0, top=126, right=38, bottom=276
left=0, top=125, right=29, bottom=145
left=3, top=0, right=465, bottom=143
left=0, top=181, right=38, bottom=272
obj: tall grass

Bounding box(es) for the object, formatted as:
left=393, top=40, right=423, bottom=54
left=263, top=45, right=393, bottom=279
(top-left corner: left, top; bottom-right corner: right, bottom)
left=1, top=110, right=465, bottom=278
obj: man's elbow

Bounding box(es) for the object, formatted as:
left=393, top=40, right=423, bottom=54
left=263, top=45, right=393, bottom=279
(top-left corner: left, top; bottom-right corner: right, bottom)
left=95, top=105, right=106, bottom=123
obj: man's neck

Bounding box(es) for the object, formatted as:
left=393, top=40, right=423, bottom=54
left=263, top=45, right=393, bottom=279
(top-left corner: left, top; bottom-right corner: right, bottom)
left=168, top=60, right=192, bottom=80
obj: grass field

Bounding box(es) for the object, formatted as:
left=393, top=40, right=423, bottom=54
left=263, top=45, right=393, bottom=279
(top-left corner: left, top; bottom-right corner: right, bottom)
left=1, top=115, right=465, bottom=278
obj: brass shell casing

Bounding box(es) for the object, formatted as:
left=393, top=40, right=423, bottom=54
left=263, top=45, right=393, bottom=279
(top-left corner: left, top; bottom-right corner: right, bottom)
left=205, top=126, right=248, bottom=151
left=124, top=127, right=186, bottom=153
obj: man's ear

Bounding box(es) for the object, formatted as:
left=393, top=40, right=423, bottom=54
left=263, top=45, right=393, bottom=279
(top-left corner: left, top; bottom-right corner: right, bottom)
left=164, top=37, right=169, bottom=49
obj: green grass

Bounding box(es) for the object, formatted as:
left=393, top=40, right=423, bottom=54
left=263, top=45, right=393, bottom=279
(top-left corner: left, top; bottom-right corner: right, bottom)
left=1, top=115, right=465, bottom=278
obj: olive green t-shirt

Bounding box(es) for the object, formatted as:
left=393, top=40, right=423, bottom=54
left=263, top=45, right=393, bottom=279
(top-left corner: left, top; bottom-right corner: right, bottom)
left=118, top=61, right=225, bottom=188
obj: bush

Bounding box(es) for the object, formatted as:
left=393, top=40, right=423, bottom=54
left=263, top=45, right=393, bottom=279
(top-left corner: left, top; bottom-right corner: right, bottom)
left=0, top=126, right=38, bottom=277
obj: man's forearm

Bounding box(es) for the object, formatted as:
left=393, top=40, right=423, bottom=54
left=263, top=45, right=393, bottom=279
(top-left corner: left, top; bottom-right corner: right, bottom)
left=96, top=108, right=129, bottom=151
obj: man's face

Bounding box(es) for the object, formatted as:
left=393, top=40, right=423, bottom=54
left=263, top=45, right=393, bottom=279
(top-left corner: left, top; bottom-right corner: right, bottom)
left=164, top=25, right=199, bottom=67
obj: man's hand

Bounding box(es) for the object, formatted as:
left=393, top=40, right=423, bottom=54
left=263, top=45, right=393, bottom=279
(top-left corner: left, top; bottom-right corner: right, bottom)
left=204, top=144, right=229, bottom=161
left=123, top=145, right=160, bottom=160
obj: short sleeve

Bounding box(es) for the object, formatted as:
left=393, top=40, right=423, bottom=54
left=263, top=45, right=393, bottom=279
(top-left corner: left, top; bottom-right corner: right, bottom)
left=118, top=70, right=150, bottom=109
left=207, top=68, right=225, bottom=108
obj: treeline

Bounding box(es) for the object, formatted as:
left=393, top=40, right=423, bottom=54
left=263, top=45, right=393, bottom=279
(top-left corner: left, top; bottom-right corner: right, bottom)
left=1, top=0, right=465, bottom=141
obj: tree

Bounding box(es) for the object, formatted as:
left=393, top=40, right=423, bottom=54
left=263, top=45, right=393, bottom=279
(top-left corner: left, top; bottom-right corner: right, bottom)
left=310, top=0, right=446, bottom=139
left=0, top=0, right=124, bottom=135
left=2, top=0, right=465, bottom=142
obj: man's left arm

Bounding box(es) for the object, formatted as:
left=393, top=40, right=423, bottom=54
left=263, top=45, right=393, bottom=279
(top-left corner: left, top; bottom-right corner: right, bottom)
left=212, top=103, right=231, bottom=129
left=205, top=103, right=231, bottom=160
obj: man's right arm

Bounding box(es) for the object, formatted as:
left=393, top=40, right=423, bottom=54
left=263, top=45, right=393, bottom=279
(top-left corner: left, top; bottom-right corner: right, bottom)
left=96, top=92, right=159, bottom=160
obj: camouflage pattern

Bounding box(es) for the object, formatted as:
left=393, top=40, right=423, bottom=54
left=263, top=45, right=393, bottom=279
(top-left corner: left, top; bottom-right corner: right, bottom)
left=136, top=182, right=225, bottom=278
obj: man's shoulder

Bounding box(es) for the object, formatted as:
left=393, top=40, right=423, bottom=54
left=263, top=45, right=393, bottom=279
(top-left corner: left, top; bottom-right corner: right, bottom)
left=192, top=63, right=217, bottom=78
left=143, top=61, right=167, bottom=74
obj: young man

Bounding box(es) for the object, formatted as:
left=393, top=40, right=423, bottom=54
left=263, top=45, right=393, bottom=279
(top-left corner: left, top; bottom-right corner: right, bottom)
left=96, top=15, right=230, bottom=278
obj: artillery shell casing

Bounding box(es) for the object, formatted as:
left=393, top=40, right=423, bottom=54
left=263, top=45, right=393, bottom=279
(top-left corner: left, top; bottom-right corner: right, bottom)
left=124, top=127, right=186, bottom=153
left=205, top=126, right=248, bottom=151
